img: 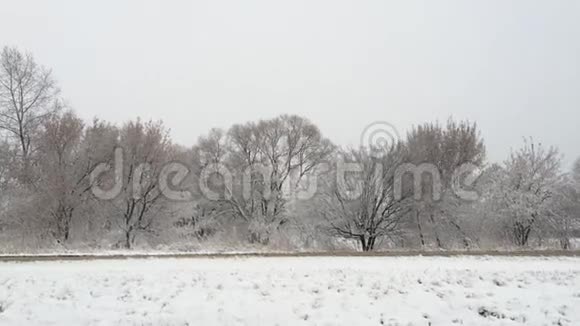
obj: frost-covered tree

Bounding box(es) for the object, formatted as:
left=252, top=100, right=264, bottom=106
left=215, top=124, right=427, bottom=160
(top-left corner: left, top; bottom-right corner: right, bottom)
left=0, top=140, right=14, bottom=191
left=404, top=118, right=485, bottom=248
left=548, top=177, right=579, bottom=249
left=549, top=157, right=580, bottom=249
left=110, top=119, right=173, bottom=249
left=320, top=145, right=411, bottom=251
left=491, top=140, right=562, bottom=247
left=36, top=112, right=118, bottom=243
left=0, top=140, right=13, bottom=232
left=574, top=158, right=580, bottom=190
left=192, top=115, right=334, bottom=244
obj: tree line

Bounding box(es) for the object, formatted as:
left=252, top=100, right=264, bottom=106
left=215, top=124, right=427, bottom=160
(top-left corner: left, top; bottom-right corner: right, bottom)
left=1, top=46, right=579, bottom=252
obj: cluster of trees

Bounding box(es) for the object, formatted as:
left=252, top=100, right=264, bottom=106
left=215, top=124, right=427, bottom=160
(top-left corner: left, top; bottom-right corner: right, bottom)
left=0, top=46, right=579, bottom=252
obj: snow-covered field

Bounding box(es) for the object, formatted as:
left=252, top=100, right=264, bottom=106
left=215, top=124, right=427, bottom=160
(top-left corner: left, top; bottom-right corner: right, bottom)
left=0, top=256, right=579, bottom=325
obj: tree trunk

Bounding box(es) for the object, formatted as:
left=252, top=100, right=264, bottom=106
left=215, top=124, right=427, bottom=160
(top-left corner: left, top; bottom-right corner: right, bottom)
left=429, top=212, right=442, bottom=248
left=449, top=220, right=470, bottom=249
left=368, top=236, right=376, bottom=251
left=513, top=221, right=532, bottom=247
left=416, top=210, right=425, bottom=248
left=560, top=238, right=570, bottom=250
left=125, top=230, right=132, bottom=249
left=63, top=214, right=71, bottom=242
left=53, top=206, right=74, bottom=244
left=360, top=236, right=377, bottom=252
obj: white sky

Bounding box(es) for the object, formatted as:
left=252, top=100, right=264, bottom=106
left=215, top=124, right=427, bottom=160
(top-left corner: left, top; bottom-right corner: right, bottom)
left=1, top=0, right=579, bottom=169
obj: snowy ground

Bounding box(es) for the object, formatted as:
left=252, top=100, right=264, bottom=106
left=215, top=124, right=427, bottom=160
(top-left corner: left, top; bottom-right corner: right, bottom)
left=0, top=256, right=579, bottom=325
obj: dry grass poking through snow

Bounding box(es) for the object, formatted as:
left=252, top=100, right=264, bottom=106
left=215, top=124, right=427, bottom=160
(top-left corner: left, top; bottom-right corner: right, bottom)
left=0, top=256, right=579, bottom=325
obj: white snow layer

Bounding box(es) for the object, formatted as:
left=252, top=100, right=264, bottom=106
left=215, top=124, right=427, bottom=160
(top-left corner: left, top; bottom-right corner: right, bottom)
left=0, top=256, right=579, bottom=325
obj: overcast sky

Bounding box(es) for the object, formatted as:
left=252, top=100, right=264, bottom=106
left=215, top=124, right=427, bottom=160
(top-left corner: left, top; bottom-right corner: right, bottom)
left=1, top=1, right=579, bottom=169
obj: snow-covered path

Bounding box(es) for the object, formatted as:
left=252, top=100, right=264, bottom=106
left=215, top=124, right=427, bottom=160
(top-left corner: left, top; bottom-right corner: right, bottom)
left=0, top=256, right=579, bottom=325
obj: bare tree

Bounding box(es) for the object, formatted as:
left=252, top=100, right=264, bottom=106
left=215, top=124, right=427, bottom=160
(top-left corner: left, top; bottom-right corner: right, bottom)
left=548, top=157, right=580, bottom=249
left=37, top=111, right=83, bottom=242
left=491, top=140, right=562, bottom=247
left=548, top=177, right=579, bottom=249
left=0, top=140, right=13, bottom=233
left=189, top=127, right=235, bottom=237
left=404, top=118, right=485, bottom=248
left=193, top=115, right=333, bottom=244
left=0, top=46, right=60, bottom=182
left=0, top=140, right=14, bottom=191
left=320, top=145, right=411, bottom=251
left=113, top=119, right=172, bottom=249
left=194, top=128, right=229, bottom=167
left=36, top=112, right=118, bottom=243
left=232, top=115, right=334, bottom=242
left=574, top=157, right=580, bottom=190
